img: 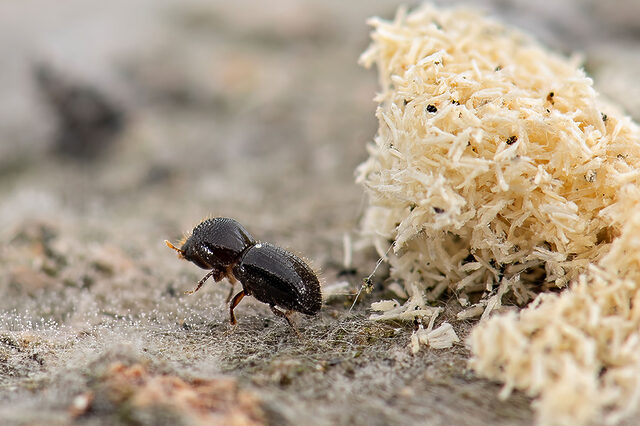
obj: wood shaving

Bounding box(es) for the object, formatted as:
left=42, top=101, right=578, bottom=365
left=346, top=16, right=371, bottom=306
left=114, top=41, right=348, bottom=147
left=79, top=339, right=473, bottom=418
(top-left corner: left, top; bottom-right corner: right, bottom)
left=357, top=4, right=640, bottom=425
left=411, top=322, right=460, bottom=353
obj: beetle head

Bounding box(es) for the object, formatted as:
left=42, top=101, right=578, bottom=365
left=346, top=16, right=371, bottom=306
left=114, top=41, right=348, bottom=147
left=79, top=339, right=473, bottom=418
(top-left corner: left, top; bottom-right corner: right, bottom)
left=166, top=237, right=214, bottom=269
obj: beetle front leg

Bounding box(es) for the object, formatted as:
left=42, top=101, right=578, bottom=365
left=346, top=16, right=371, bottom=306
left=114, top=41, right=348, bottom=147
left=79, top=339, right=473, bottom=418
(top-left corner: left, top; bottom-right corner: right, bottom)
left=184, top=266, right=224, bottom=295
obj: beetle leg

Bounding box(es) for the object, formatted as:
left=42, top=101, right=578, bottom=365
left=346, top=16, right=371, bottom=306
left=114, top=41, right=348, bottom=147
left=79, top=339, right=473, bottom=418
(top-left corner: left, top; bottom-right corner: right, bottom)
left=212, top=266, right=228, bottom=282
left=224, top=267, right=238, bottom=302
left=225, top=285, right=235, bottom=303
left=269, top=305, right=300, bottom=336
left=229, top=290, right=245, bottom=325
left=184, top=266, right=225, bottom=295
left=185, top=269, right=214, bottom=295
left=226, top=266, right=237, bottom=284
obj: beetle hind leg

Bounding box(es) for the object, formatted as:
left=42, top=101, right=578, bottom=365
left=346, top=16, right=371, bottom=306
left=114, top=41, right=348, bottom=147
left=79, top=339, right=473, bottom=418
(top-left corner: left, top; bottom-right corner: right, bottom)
left=269, top=305, right=300, bottom=336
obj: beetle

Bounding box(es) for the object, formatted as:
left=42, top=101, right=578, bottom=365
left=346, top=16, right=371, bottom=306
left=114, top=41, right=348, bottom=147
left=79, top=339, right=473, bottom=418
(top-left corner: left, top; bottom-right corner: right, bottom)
left=165, top=217, right=322, bottom=331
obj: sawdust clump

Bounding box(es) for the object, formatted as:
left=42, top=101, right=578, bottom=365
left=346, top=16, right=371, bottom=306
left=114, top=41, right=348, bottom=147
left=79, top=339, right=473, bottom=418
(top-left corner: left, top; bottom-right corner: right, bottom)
left=357, top=4, right=640, bottom=425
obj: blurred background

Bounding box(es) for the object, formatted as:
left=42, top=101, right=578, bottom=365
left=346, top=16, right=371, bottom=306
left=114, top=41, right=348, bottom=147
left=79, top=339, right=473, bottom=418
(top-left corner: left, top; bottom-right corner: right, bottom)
left=1, top=0, right=639, bottom=250
left=0, top=0, right=639, bottom=425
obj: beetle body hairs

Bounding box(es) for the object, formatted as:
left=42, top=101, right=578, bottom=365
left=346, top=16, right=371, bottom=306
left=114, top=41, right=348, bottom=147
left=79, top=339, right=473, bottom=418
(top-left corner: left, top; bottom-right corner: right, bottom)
left=166, top=217, right=322, bottom=332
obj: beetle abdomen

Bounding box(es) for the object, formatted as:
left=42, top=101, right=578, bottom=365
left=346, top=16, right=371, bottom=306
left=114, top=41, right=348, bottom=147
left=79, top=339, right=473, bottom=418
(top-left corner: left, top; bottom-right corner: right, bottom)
left=233, top=242, right=321, bottom=315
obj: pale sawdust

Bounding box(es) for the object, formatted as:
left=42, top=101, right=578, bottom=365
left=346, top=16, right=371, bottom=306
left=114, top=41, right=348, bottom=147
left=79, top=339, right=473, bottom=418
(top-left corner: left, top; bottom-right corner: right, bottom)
left=357, top=4, right=640, bottom=425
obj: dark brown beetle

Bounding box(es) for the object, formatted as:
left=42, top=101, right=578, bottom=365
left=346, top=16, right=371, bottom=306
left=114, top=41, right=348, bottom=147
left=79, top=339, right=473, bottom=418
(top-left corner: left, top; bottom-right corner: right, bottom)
left=166, top=217, right=254, bottom=301
left=166, top=217, right=321, bottom=331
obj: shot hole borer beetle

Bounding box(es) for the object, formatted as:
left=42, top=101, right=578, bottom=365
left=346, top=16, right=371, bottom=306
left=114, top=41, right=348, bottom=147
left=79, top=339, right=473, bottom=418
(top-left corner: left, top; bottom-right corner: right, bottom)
left=166, top=217, right=322, bottom=333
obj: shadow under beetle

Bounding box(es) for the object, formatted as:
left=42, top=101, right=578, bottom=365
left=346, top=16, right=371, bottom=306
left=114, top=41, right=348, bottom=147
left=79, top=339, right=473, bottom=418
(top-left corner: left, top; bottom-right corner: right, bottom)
left=165, top=217, right=322, bottom=332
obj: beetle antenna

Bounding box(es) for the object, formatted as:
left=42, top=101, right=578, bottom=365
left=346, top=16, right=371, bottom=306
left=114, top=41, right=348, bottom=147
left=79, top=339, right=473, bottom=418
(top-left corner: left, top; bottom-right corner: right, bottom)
left=165, top=240, right=185, bottom=257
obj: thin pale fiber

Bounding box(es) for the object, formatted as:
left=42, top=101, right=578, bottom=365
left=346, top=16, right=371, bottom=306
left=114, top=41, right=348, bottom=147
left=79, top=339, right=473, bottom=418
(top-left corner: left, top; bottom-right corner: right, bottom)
left=357, top=3, right=640, bottom=425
